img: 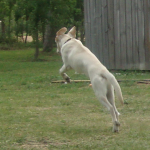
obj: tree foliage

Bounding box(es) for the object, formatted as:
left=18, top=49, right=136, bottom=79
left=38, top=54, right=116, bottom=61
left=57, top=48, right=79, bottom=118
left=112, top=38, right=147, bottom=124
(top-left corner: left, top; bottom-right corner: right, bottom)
left=0, top=0, right=84, bottom=59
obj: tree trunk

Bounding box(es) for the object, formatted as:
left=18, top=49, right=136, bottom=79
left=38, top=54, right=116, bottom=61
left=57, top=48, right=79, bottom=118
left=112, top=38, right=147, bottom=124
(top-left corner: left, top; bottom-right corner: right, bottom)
left=43, top=11, right=53, bottom=52
left=8, top=12, right=11, bottom=43
left=43, top=23, right=52, bottom=52
left=34, top=29, right=39, bottom=60
left=1, top=19, right=5, bottom=41
left=25, top=33, right=28, bottom=43
left=25, top=14, right=28, bottom=43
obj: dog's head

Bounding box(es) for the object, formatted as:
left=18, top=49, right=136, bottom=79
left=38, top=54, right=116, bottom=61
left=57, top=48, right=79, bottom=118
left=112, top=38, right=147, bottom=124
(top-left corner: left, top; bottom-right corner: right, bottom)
left=55, top=26, right=76, bottom=53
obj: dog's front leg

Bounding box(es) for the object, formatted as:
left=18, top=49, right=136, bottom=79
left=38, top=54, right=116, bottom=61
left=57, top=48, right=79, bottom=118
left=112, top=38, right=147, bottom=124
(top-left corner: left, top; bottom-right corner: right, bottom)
left=59, top=65, right=71, bottom=83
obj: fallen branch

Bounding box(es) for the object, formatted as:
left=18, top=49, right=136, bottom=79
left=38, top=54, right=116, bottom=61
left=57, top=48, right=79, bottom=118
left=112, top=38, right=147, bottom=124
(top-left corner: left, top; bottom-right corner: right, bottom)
left=51, top=79, right=150, bottom=84
left=51, top=80, right=90, bottom=83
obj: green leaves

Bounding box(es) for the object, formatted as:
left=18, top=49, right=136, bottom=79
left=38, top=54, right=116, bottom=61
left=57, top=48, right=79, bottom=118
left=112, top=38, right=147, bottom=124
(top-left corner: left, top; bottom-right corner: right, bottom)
left=0, top=0, right=84, bottom=58
left=0, top=0, right=9, bottom=18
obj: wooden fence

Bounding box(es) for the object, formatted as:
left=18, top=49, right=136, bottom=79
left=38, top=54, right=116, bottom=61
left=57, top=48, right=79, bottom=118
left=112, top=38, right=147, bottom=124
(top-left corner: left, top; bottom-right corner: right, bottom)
left=84, top=0, right=150, bottom=70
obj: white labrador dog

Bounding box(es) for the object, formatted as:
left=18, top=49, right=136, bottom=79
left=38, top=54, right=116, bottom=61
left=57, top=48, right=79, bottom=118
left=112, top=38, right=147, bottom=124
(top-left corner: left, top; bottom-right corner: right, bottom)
left=55, top=26, right=124, bottom=132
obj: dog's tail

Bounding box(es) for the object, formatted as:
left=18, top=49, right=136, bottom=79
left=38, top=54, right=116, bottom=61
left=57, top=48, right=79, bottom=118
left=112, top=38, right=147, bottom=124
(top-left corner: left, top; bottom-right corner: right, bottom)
left=102, top=70, right=124, bottom=105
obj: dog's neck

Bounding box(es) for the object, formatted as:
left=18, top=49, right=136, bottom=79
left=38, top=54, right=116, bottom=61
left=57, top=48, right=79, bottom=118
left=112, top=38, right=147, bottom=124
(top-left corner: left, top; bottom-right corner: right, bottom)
left=58, top=36, right=73, bottom=52
left=64, top=38, right=72, bottom=44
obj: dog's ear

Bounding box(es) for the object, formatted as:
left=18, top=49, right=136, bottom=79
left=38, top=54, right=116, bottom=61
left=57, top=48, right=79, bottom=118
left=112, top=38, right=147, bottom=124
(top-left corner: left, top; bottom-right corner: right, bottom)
left=68, top=26, right=76, bottom=38
left=56, top=27, right=67, bottom=36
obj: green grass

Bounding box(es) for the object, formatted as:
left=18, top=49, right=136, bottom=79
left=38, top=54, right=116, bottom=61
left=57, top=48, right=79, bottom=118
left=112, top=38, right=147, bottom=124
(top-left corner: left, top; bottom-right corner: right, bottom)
left=0, top=49, right=150, bottom=149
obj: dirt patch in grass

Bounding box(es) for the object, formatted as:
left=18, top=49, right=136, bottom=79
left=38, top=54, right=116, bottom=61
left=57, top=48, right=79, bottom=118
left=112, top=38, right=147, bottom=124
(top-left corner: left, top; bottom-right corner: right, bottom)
left=20, top=141, right=48, bottom=150
left=20, top=140, right=73, bottom=149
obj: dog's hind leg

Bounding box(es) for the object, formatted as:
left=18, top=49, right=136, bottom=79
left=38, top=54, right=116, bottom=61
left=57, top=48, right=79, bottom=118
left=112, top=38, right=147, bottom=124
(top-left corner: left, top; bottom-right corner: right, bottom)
left=59, top=64, right=71, bottom=83
left=107, top=85, right=120, bottom=121
left=100, top=96, right=120, bottom=132
left=91, top=77, right=120, bottom=132
left=106, top=85, right=120, bottom=132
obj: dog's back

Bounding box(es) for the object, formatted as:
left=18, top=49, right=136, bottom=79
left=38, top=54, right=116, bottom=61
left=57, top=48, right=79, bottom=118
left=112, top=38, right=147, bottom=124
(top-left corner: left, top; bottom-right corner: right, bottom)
left=61, top=39, right=105, bottom=76
left=61, top=38, right=123, bottom=105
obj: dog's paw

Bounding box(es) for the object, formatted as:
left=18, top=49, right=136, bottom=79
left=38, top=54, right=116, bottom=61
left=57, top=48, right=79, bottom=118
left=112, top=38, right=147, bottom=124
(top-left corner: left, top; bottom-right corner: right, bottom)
left=112, top=121, right=120, bottom=132
left=65, top=77, right=70, bottom=83
left=113, top=128, right=119, bottom=133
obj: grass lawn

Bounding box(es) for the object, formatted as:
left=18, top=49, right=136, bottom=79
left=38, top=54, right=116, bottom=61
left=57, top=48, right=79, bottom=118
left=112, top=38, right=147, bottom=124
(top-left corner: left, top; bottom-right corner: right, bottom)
left=0, top=49, right=150, bottom=150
